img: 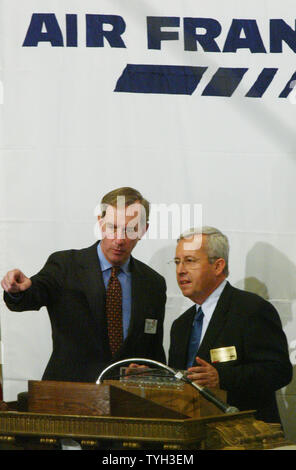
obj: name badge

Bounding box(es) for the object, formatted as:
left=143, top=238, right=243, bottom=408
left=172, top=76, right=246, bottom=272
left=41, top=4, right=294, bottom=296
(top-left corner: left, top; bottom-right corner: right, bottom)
left=210, top=346, right=237, bottom=363
left=144, top=319, right=158, bottom=334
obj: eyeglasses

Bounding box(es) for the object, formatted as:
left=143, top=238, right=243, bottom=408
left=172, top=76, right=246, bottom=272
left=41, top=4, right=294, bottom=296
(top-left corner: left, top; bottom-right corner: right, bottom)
left=169, top=256, right=219, bottom=270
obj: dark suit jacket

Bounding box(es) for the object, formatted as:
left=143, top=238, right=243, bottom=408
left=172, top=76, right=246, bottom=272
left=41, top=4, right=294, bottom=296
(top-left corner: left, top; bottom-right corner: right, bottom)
left=168, top=282, right=292, bottom=423
left=4, top=242, right=166, bottom=382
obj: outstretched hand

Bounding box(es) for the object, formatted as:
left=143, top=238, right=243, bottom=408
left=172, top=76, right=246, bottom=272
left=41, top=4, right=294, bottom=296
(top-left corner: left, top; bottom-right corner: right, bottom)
left=1, top=269, right=32, bottom=294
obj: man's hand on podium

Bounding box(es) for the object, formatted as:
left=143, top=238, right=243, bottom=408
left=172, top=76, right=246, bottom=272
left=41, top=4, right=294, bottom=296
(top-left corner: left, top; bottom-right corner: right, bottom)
left=125, top=363, right=149, bottom=377
left=0, top=401, right=8, bottom=411
left=1, top=269, right=32, bottom=294
left=187, top=356, right=220, bottom=388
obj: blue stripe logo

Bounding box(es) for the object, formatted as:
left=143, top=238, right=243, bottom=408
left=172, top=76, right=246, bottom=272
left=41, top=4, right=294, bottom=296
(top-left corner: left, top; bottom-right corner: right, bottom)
left=115, top=65, right=296, bottom=98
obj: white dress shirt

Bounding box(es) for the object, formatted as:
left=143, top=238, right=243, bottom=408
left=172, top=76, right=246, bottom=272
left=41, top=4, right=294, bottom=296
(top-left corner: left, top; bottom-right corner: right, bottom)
left=195, top=279, right=227, bottom=345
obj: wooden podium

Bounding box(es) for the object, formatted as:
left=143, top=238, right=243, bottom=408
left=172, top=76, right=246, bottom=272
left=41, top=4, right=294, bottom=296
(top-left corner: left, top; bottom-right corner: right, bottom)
left=0, top=378, right=290, bottom=450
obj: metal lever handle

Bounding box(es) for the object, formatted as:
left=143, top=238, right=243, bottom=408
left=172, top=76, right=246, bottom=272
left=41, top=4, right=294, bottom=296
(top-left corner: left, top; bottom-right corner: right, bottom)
left=96, top=357, right=239, bottom=414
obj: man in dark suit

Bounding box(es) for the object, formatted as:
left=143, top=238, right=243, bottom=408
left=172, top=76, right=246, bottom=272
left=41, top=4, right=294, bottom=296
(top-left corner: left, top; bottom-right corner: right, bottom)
left=1, top=187, right=166, bottom=382
left=169, top=227, right=292, bottom=423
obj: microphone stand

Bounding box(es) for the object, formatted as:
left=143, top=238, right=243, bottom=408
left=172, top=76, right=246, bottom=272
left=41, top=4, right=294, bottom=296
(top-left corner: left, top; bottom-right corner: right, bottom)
left=96, top=358, right=239, bottom=414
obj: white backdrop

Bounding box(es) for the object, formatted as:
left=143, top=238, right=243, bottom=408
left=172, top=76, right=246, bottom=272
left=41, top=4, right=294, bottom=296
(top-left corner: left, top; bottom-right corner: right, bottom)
left=0, top=0, right=296, bottom=441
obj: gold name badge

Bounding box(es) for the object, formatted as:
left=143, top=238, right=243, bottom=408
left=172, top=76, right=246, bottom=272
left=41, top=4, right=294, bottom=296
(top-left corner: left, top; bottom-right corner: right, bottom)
left=210, top=346, right=237, bottom=363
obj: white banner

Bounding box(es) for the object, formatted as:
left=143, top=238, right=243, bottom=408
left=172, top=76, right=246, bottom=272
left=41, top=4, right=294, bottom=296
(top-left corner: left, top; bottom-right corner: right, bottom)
left=0, top=0, right=296, bottom=441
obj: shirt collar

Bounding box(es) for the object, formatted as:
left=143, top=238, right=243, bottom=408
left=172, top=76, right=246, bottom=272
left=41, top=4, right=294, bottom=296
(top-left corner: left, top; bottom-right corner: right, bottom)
left=97, top=242, right=130, bottom=274
left=195, top=279, right=227, bottom=320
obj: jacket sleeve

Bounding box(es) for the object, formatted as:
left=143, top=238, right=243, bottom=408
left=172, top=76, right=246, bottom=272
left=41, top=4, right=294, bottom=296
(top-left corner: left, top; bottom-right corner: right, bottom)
left=216, top=300, right=292, bottom=399
left=3, top=252, right=65, bottom=312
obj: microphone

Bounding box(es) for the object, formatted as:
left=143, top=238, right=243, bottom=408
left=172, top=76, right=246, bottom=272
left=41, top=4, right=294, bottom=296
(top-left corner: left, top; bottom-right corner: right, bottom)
left=176, top=371, right=239, bottom=414
left=96, top=358, right=239, bottom=414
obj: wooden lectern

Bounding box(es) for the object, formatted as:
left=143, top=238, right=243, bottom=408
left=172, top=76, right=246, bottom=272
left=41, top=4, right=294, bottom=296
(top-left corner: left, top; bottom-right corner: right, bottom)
left=0, top=377, right=290, bottom=450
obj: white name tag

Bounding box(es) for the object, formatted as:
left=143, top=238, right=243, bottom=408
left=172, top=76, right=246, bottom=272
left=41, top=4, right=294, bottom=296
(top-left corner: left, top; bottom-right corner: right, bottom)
left=210, top=346, right=237, bottom=363
left=144, top=319, right=158, bottom=334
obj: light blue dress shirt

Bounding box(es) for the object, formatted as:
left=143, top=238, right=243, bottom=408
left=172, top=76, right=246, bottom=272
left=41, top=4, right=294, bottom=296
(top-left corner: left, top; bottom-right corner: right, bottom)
left=97, top=243, right=132, bottom=340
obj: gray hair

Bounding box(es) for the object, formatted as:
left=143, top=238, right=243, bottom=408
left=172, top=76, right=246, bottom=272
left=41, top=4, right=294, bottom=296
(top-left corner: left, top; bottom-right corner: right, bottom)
left=178, top=226, right=229, bottom=276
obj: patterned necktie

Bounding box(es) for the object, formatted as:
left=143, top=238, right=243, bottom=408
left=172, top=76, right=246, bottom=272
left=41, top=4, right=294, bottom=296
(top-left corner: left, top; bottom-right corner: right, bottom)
left=106, top=266, right=123, bottom=356
left=187, top=307, right=204, bottom=368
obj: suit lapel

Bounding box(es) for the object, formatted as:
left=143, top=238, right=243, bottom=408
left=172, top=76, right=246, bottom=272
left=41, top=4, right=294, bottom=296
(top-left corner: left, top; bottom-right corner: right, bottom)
left=177, top=306, right=197, bottom=368
left=127, top=257, right=149, bottom=335
left=75, top=242, right=107, bottom=331
left=198, top=282, right=233, bottom=359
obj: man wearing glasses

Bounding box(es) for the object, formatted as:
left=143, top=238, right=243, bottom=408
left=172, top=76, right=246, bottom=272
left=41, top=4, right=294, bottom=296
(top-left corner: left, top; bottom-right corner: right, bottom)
left=169, top=227, right=292, bottom=423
